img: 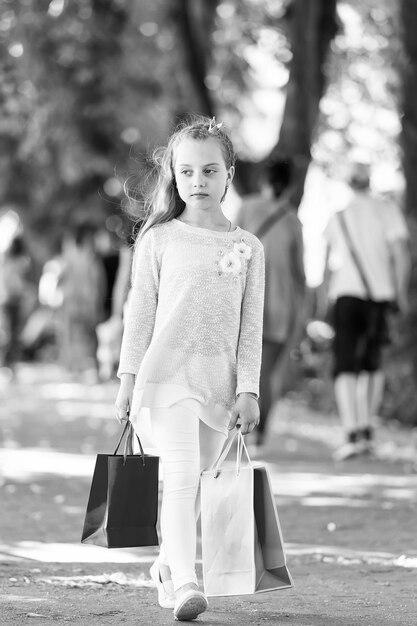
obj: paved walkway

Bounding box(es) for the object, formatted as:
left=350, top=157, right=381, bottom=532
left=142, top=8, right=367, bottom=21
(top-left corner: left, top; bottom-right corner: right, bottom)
left=0, top=363, right=416, bottom=625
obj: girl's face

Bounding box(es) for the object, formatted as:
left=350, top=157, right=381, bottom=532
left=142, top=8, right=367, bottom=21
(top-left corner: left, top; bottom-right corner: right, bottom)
left=173, top=138, right=234, bottom=212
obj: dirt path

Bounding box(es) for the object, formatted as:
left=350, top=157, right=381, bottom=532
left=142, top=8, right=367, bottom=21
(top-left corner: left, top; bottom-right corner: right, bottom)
left=0, top=363, right=416, bottom=625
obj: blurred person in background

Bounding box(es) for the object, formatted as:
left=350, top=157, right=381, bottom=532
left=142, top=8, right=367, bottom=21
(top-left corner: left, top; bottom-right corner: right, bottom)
left=236, top=159, right=306, bottom=450
left=57, top=221, right=106, bottom=379
left=323, top=163, right=410, bottom=461
left=95, top=226, right=121, bottom=322
left=95, top=225, right=134, bottom=380
left=0, top=232, right=37, bottom=369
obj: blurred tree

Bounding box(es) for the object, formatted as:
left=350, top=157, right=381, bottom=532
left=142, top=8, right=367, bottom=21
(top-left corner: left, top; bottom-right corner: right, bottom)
left=0, top=0, right=337, bottom=244
left=271, top=0, right=338, bottom=206
left=0, top=0, right=177, bottom=252
left=314, top=1, right=403, bottom=185
left=169, top=0, right=219, bottom=118
left=207, top=0, right=338, bottom=203
left=391, top=0, right=417, bottom=425
left=0, top=0, right=132, bottom=252
left=401, top=0, right=417, bottom=216
left=1, top=2, right=408, bottom=226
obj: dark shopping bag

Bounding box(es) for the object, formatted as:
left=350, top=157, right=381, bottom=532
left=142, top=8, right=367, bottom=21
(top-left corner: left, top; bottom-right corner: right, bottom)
left=201, top=430, right=293, bottom=596
left=81, top=420, right=159, bottom=548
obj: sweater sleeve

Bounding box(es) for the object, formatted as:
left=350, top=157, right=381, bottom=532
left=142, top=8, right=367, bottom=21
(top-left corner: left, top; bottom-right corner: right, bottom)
left=236, top=240, right=265, bottom=397
left=117, top=229, right=160, bottom=377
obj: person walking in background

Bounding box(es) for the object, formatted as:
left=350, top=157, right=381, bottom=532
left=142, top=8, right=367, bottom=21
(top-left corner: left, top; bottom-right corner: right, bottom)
left=115, top=116, right=264, bottom=621
left=0, top=233, right=36, bottom=369
left=236, top=159, right=306, bottom=450
left=95, top=226, right=133, bottom=380
left=58, top=221, right=106, bottom=379
left=323, top=163, right=410, bottom=461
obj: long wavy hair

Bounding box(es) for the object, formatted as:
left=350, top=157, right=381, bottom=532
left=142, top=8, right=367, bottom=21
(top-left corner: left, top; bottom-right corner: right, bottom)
left=125, top=115, right=236, bottom=245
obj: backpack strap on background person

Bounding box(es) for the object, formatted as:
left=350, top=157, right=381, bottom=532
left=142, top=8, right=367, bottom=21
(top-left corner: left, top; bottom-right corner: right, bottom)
left=336, top=211, right=374, bottom=299
left=253, top=192, right=293, bottom=240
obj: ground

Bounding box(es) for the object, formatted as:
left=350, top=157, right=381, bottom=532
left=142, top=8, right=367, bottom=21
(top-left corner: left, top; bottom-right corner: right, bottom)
left=0, top=363, right=416, bottom=625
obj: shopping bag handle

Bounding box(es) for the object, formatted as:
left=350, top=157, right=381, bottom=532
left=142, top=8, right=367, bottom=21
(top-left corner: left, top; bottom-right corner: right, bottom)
left=114, top=420, right=145, bottom=466
left=212, top=428, right=253, bottom=477
left=236, top=430, right=251, bottom=474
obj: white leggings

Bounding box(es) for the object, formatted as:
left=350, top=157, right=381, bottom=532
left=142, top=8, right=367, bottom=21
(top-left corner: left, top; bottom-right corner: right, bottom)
left=150, top=405, right=226, bottom=591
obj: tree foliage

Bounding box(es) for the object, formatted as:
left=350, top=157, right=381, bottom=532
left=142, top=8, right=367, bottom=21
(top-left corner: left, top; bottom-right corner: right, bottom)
left=0, top=1, right=408, bottom=230
left=1, top=0, right=337, bottom=243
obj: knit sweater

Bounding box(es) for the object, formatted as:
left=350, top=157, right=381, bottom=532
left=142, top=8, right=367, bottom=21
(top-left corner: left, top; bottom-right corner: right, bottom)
left=117, top=219, right=265, bottom=422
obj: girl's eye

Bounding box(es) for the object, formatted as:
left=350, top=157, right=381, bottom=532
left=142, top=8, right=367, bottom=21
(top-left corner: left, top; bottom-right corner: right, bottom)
left=204, top=169, right=216, bottom=175
left=180, top=170, right=192, bottom=176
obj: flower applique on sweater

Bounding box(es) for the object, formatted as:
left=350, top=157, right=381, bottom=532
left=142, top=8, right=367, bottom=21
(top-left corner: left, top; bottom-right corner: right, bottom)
left=216, top=239, right=252, bottom=278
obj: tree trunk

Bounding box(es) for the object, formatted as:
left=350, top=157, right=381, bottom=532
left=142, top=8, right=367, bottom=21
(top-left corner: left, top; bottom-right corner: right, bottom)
left=271, top=0, right=338, bottom=207
left=396, top=0, right=417, bottom=424
left=400, top=0, right=417, bottom=216
left=234, top=0, right=337, bottom=201
left=170, top=0, right=219, bottom=118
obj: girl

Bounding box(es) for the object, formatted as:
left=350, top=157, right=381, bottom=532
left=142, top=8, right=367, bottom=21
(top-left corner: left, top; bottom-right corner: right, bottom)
left=115, top=116, right=265, bottom=621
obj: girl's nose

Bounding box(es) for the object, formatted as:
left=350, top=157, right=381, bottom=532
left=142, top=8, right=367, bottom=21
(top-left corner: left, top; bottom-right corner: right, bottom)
left=193, top=173, right=205, bottom=187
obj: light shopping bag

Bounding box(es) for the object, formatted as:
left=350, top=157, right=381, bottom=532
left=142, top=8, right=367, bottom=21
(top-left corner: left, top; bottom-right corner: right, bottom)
left=81, top=420, right=159, bottom=548
left=200, top=430, right=293, bottom=596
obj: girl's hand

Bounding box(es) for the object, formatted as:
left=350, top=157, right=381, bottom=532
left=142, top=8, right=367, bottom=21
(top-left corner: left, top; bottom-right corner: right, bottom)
left=228, top=393, right=260, bottom=435
left=115, top=373, right=135, bottom=424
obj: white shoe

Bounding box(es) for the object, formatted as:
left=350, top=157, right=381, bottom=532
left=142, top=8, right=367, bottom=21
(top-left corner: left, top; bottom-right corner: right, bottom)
left=149, top=561, right=175, bottom=609
left=173, top=589, right=208, bottom=621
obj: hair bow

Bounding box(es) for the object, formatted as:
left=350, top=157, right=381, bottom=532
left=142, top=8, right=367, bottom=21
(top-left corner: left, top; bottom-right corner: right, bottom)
left=208, top=117, right=224, bottom=133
